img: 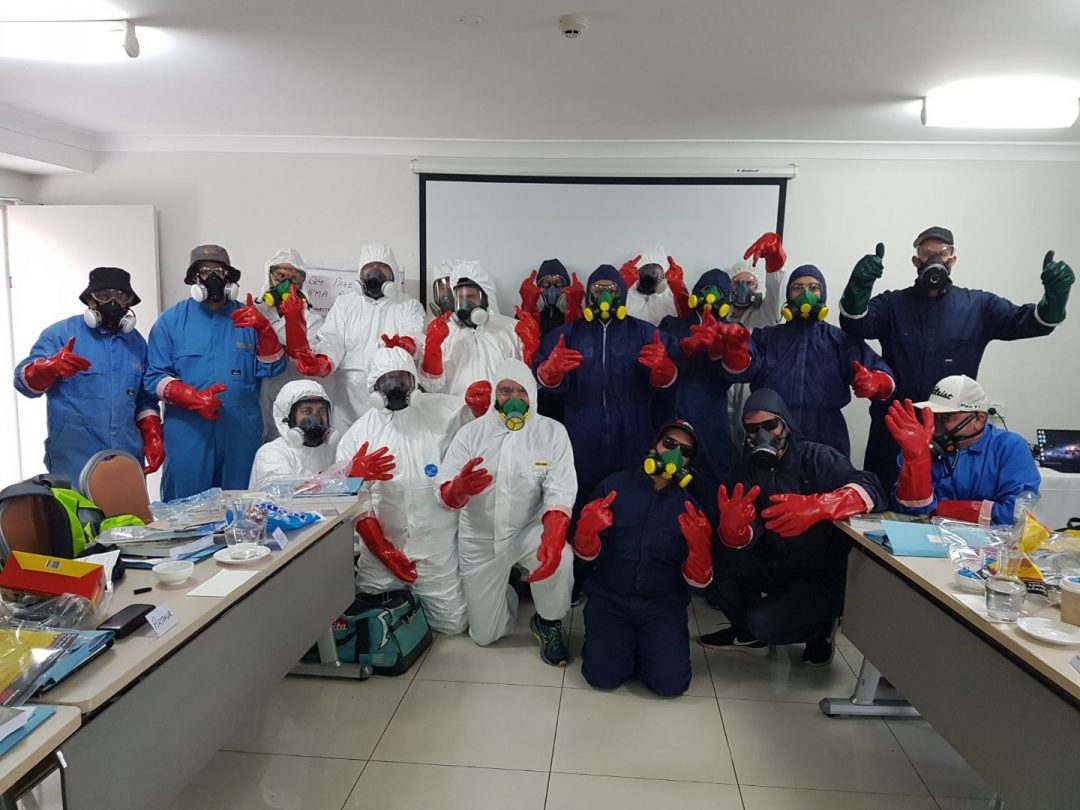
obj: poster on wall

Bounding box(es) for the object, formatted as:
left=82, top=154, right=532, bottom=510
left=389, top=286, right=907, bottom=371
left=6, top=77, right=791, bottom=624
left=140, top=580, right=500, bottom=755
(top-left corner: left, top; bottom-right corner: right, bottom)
left=302, top=260, right=357, bottom=317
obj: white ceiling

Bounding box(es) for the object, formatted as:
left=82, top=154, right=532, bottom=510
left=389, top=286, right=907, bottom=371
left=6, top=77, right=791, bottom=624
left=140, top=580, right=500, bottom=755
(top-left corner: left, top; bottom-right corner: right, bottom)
left=2, top=0, right=1080, bottom=144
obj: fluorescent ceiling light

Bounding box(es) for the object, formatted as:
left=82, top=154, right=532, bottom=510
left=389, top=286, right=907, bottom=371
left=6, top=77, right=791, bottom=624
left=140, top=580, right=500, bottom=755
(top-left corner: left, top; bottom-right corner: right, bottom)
left=922, top=76, right=1079, bottom=129
left=0, top=19, right=145, bottom=62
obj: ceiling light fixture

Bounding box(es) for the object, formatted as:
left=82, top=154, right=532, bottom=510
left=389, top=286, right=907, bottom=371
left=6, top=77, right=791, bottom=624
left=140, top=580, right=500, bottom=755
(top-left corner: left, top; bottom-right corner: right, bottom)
left=921, top=76, right=1079, bottom=129
left=0, top=18, right=143, bottom=62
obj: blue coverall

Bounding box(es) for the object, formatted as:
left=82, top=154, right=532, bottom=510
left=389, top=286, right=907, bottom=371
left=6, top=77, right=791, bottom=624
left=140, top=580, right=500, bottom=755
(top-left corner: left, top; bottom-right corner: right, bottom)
left=580, top=468, right=704, bottom=697
left=14, top=315, right=158, bottom=484
left=145, top=298, right=285, bottom=500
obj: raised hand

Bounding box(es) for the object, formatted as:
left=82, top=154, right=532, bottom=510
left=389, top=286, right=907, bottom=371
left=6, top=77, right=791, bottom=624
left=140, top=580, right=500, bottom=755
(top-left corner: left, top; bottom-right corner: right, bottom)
left=850, top=360, right=894, bottom=400
left=619, top=254, right=642, bottom=289
left=564, top=272, right=585, bottom=323
left=573, top=490, right=617, bottom=560
left=716, top=483, right=760, bottom=548
left=519, top=269, right=541, bottom=313
left=638, top=331, right=676, bottom=387
left=163, top=381, right=227, bottom=421
left=464, top=380, right=492, bottom=418
left=421, top=312, right=453, bottom=376
left=348, top=441, right=396, bottom=481
left=22, top=337, right=92, bottom=392
left=440, top=457, right=493, bottom=509
left=744, top=232, right=787, bottom=273
left=537, top=334, right=583, bottom=387
left=514, top=306, right=541, bottom=366
left=678, top=500, right=713, bottom=586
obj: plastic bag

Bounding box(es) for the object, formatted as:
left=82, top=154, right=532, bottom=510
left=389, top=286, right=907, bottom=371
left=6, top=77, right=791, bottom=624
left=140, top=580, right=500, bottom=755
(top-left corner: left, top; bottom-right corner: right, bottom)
left=0, top=593, right=97, bottom=631
left=261, top=461, right=354, bottom=498
left=256, top=501, right=321, bottom=532
left=149, top=487, right=229, bottom=528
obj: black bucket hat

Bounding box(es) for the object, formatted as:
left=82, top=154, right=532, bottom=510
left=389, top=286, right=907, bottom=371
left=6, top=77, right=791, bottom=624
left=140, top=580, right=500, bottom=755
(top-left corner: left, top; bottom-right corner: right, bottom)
left=79, top=266, right=140, bottom=307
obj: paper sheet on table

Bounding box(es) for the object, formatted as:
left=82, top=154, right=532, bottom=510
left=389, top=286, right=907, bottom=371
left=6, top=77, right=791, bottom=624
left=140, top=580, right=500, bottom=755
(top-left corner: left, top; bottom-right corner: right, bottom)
left=77, top=550, right=120, bottom=592
left=186, top=570, right=259, bottom=597
left=879, top=520, right=950, bottom=557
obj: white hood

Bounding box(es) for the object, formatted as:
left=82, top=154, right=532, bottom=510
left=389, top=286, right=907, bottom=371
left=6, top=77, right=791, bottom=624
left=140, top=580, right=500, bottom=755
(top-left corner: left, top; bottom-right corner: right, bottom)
left=638, top=245, right=667, bottom=270
left=358, top=244, right=400, bottom=279
left=449, top=260, right=502, bottom=316
left=263, top=248, right=307, bottom=291
left=365, top=346, right=417, bottom=392
left=272, top=379, right=331, bottom=438
left=487, top=357, right=539, bottom=424
left=726, top=258, right=763, bottom=289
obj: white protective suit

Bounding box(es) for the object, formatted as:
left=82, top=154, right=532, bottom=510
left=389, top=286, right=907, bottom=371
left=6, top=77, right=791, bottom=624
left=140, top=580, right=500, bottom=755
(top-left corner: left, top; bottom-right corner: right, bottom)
left=249, top=380, right=337, bottom=489
left=725, top=258, right=785, bottom=445
left=625, top=245, right=678, bottom=326
left=437, top=358, right=577, bottom=646
left=418, top=260, right=523, bottom=397
left=313, top=244, right=425, bottom=431
left=335, top=347, right=472, bottom=634
left=257, top=249, right=326, bottom=442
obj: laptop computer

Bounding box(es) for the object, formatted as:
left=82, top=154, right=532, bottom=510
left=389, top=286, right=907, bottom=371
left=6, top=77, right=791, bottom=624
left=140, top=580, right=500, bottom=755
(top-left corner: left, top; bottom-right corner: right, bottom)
left=1036, top=429, right=1080, bottom=473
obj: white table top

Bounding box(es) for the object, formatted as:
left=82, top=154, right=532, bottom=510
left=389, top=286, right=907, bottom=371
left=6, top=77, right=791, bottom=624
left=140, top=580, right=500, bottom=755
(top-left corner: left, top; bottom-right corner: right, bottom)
left=0, top=705, right=80, bottom=795
left=838, top=519, right=1080, bottom=704
left=34, top=496, right=361, bottom=714
left=1038, top=466, right=1080, bottom=481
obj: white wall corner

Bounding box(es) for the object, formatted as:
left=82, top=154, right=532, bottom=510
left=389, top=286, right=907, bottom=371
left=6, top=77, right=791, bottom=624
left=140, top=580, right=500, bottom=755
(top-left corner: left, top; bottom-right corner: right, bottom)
left=0, top=103, right=97, bottom=174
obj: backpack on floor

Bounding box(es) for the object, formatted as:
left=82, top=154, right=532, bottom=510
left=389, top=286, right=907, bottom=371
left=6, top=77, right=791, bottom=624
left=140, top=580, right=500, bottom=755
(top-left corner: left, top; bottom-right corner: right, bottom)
left=0, top=475, right=106, bottom=559
left=304, top=590, right=434, bottom=676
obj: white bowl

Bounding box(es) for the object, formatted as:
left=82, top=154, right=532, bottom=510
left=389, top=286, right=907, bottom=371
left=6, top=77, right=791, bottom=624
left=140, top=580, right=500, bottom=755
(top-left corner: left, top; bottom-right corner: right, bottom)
left=152, top=560, right=195, bottom=584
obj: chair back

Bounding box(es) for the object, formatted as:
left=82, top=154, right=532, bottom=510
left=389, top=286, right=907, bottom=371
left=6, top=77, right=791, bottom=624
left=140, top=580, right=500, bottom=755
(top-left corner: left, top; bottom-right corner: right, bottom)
left=79, top=450, right=153, bottom=523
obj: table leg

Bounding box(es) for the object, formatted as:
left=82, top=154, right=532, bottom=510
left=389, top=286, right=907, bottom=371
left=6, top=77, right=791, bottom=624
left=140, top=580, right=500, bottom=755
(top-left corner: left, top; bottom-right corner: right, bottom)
left=819, top=658, right=921, bottom=717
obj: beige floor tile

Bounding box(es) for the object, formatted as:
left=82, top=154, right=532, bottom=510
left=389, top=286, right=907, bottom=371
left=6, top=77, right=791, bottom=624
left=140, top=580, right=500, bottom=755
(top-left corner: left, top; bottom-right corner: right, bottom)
left=740, top=785, right=939, bottom=809
left=836, top=626, right=855, bottom=647
left=372, top=680, right=559, bottom=771
left=167, top=751, right=364, bottom=810
left=223, top=675, right=409, bottom=759
left=885, top=719, right=994, bottom=799
left=720, top=699, right=928, bottom=795
left=416, top=621, right=565, bottom=687
left=707, top=644, right=856, bottom=704
left=546, top=773, right=743, bottom=810
left=933, top=799, right=1001, bottom=809
left=343, top=761, right=548, bottom=810
left=837, top=644, right=864, bottom=675
left=552, top=688, right=735, bottom=783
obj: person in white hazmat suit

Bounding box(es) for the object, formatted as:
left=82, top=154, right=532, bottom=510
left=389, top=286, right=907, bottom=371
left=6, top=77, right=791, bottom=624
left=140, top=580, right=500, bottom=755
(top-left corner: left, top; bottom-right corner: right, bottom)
left=335, top=346, right=492, bottom=635
left=280, top=244, right=425, bottom=432
left=437, top=358, right=576, bottom=666
left=249, top=380, right=336, bottom=490
left=256, top=249, right=325, bottom=442
left=419, top=261, right=538, bottom=397
left=621, top=246, right=692, bottom=326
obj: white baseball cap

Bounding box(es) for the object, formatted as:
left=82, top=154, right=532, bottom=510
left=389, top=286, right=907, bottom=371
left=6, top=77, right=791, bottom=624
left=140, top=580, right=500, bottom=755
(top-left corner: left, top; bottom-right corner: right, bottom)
left=914, top=375, right=990, bottom=413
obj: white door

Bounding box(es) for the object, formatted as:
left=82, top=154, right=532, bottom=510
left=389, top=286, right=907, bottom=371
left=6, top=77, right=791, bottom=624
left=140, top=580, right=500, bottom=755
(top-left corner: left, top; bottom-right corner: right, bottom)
left=2, top=204, right=159, bottom=489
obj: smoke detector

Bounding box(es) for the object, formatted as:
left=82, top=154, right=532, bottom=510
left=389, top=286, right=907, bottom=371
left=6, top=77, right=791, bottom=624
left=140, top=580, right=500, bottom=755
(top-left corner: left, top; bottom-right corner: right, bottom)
left=558, top=14, right=588, bottom=39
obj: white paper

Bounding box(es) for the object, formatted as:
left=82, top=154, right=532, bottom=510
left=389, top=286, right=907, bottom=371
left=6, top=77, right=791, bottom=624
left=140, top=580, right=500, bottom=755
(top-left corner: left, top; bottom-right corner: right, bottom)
left=268, top=527, right=289, bottom=551
left=186, top=570, right=259, bottom=598
left=848, top=517, right=882, bottom=534
left=78, top=550, right=120, bottom=592
left=144, top=603, right=178, bottom=637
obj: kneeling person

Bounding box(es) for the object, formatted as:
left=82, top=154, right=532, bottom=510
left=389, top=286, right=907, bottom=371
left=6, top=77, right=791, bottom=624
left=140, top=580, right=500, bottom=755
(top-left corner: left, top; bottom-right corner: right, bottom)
left=574, top=420, right=714, bottom=697
left=249, top=381, right=335, bottom=489
left=438, top=359, right=577, bottom=665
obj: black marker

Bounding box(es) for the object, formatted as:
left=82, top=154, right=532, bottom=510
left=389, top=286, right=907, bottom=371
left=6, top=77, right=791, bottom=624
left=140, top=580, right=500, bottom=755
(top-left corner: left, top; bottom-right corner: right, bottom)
left=133, top=587, right=152, bottom=595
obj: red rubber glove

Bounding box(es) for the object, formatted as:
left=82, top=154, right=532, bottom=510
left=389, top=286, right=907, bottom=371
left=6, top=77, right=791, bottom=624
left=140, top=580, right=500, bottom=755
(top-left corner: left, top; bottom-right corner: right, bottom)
left=619, top=255, right=642, bottom=290
left=519, top=269, right=541, bottom=313
left=744, top=232, right=787, bottom=274
left=464, top=380, right=492, bottom=417
left=422, top=312, right=452, bottom=377
left=716, top=321, right=751, bottom=373
left=231, top=293, right=282, bottom=358
left=355, top=515, right=417, bottom=583
left=678, top=501, right=713, bottom=587
left=638, top=331, right=677, bottom=388
left=934, top=500, right=992, bottom=525
left=163, top=381, right=227, bottom=421
left=137, top=414, right=165, bottom=475
left=537, top=334, right=583, bottom=387
left=529, top=510, right=570, bottom=583
left=760, top=488, right=869, bottom=538
left=440, top=457, right=493, bottom=509
left=572, top=491, right=616, bottom=560
left=292, top=349, right=333, bottom=378
left=885, top=399, right=935, bottom=505
left=564, top=272, right=585, bottom=323
left=514, top=306, right=541, bottom=366
left=382, top=333, right=417, bottom=355
left=280, top=285, right=311, bottom=357
left=348, top=441, right=396, bottom=480
left=717, top=483, right=760, bottom=549
left=22, top=337, right=92, bottom=392
left=851, top=361, right=894, bottom=400
left=666, top=256, right=691, bottom=318
left=681, top=308, right=722, bottom=359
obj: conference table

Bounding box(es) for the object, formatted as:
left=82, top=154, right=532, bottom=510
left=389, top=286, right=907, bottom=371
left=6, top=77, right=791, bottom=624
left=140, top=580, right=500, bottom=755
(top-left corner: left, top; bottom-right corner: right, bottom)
left=825, top=517, right=1080, bottom=810
left=2, top=494, right=359, bottom=810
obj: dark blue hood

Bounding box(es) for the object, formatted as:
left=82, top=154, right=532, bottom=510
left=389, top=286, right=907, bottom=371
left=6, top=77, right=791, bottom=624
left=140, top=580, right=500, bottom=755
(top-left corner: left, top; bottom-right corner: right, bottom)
left=693, top=268, right=732, bottom=297
left=787, top=264, right=827, bottom=304
left=537, top=258, right=570, bottom=285
left=587, top=264, right=627, bottom=299
left=743, top=387, right=803, bottom=441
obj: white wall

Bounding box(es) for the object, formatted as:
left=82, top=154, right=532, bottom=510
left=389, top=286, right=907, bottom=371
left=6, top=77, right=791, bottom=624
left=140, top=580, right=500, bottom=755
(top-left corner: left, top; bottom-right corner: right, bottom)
left=30, top=150, right=1080, bottom=464
left=0, top=168, right=36, bottom=201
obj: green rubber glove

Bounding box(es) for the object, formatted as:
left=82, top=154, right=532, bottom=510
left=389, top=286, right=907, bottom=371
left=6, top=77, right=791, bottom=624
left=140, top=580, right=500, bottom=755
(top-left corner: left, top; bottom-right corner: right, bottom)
left=841, top=242, right=885, bottom=317
left=1037, top=249, right=1075, bottom=325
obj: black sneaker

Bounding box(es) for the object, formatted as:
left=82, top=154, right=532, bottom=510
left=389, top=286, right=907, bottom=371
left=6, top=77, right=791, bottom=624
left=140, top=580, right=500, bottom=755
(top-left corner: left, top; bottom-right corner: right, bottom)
left=529, top=613, right=569, bottom=667
left=801, top=637, right=835, bottom=666
left=570, top=580, right=583, bottom=607
left=699, top=627, right=770, bottom=656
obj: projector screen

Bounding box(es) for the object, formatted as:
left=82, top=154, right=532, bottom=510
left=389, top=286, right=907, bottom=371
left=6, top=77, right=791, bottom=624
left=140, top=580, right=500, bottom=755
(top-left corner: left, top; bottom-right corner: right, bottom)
left=420, top=175, right=787, bottom=310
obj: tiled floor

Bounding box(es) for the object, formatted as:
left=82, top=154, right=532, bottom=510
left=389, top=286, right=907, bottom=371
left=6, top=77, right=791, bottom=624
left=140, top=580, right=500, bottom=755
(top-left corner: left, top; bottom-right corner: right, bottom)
left=168, top=596, right=996, bottom=809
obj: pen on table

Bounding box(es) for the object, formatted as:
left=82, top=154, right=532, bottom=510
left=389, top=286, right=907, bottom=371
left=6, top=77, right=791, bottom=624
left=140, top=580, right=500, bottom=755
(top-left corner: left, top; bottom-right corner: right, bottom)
left=134, top=587, right=152, bottom=595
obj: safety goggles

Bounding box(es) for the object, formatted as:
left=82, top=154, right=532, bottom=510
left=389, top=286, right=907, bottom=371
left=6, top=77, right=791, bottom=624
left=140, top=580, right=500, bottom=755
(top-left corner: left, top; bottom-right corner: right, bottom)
left=916, top=247, right=953, bottom=262
left=194, top=265, right=229, bottom=281
left=590, top=282, right=620, bottom=296
left=789, top=282, right=822, bottom=295
left=496, top=383, right=528, bottom=398
left=538, top=275, right=566, bottom=289
left=269, top=265, right=304, bottom=284
left=661, top=435, right=696, bottom=458
left=90, top=289, right=134, bottom=306
left=743, top=417, right=783, bottom=434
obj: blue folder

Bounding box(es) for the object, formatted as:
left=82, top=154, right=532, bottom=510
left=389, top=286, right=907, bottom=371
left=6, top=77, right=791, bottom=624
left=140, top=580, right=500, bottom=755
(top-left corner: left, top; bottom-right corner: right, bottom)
left=875, top=520, right=951, bottom=558
left=0, top=705, right=56, bottom=758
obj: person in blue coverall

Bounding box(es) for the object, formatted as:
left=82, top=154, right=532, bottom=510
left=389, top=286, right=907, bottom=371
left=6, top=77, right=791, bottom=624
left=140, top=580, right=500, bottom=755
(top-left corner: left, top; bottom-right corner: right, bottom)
left=656, top=267, right=736, bottom=525
left=532, top=264, right=680, bottom=513
left=14, top=267, right=163, bottom=484
left=573, top=420, right=714, bottom=696
left=840, top=226, right=1074, bottom=493
left=146, top=245, right=286, bottom=500
left=886, top=375, right=1040, bottom=526
left=730, top=264, right=896, bottom=458
left=701, top=388, right=886, bottom=665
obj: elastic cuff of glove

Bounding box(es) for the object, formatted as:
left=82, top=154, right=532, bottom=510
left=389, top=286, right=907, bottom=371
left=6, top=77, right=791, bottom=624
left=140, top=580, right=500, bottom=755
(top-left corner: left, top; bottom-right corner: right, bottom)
left=649, top=365, right=677, bottom=389
left=1035, top=302, right=1065, bottom=327
left=722, top=353, right=751, bottom=375
left=839, top=299, right=869, bottom=320
left=682, top=566, right=713, bottom=588
left=136, top=410, right=160, bottom=424
left=842, top=484, right=875, bottom=513
left=572, top=542, right=600, bottom=562
left=157, top=377, right=181, bottom=400
left=537, top=364, right=564, bottom=389
left=20, top=364, right=52, bottom=394
left=895, top=490, right=934, bottom=508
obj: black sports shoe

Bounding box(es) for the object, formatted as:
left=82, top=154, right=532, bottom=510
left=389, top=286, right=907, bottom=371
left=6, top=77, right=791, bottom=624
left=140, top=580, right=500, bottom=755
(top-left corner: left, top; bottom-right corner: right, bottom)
left=570, top=579, right=583, bottom=607
left=801, top=637, right=835, bottom=666
left=699, top=627, right=770, bottom=656
left=529, top=613, right=569, bottom=667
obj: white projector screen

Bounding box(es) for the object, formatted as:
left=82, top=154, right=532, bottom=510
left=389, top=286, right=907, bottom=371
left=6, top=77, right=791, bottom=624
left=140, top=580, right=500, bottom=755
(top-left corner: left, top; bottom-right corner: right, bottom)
left=421, top=176, right=787, bottom=310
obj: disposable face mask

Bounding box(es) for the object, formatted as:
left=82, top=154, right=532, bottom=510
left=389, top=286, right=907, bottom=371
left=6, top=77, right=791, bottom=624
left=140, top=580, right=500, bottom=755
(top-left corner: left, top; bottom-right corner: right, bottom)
left=915, top=258, right=952, bottom=296
left=498, top=396, right=529, bottom=431
left=731, top=280, right=762, bottom=309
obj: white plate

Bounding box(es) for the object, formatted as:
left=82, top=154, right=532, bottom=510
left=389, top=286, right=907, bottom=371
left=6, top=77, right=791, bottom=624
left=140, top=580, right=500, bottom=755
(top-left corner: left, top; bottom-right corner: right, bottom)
left=1016, top=617, right=1080, bottom=646
left=214, top=546, right=271, bottom=565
